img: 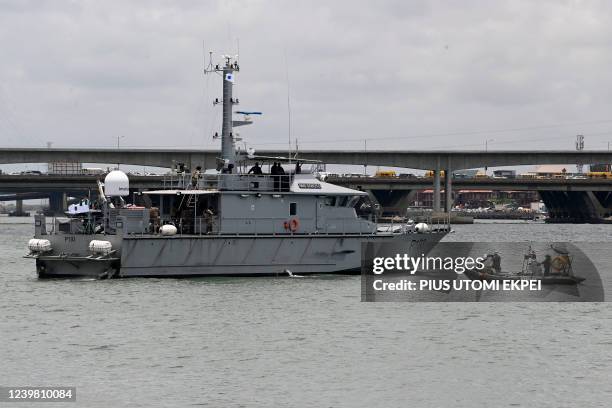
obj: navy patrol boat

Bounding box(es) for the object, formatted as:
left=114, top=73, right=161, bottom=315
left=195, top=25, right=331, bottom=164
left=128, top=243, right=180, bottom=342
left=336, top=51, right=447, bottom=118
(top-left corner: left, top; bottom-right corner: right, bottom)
left=26, top=55, right=449, bottom=278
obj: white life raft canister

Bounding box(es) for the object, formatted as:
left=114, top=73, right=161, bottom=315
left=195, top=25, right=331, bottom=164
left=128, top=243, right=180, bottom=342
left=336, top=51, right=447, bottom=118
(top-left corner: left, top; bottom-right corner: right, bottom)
left=89, top=240, right=113, bottom=255
left=28, top=238, right=52, bottom=253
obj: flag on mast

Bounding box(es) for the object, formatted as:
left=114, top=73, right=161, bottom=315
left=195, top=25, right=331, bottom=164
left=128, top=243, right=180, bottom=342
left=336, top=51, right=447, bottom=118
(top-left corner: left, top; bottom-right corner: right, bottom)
left=225, top=73, right=235, bottom=83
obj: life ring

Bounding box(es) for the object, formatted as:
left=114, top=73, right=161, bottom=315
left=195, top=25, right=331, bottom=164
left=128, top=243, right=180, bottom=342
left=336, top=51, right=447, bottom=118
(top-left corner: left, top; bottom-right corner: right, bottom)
left=289, top=218, right=300, bottom=232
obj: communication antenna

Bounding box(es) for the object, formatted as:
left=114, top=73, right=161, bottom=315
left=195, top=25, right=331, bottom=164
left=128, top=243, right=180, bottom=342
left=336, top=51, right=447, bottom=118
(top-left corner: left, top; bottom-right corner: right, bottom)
left=576, top=134, right=584, bottom=174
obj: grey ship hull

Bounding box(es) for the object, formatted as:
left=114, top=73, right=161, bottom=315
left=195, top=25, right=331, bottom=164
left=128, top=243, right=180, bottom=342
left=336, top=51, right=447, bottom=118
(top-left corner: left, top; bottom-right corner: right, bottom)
left=33, top=232, right=446, bottom=278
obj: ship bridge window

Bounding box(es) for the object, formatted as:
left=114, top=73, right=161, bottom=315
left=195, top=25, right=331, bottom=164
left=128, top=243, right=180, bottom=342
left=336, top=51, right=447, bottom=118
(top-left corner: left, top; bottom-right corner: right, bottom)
left=339, top=196, right=349, bottom=207
left=290, top=202, right=297, bottom=216
left=348, top=196, right=361, bottom=207
left=324, top=196, right=336, bottom=206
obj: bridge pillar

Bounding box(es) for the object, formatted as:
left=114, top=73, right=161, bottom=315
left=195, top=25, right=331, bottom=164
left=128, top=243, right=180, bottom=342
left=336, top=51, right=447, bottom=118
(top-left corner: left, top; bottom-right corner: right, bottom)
left=15, top=199, right=23, bottom=214
left=444, top=159, right=453, bottom=212
left=48, top=192, right=68, bottom=215
left=433, top=157, right=441, bottom=211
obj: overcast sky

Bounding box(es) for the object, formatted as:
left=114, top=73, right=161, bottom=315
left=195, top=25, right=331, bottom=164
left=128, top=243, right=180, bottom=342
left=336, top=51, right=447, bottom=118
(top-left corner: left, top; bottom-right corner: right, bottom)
left=2, top=0, right=612, bottom=153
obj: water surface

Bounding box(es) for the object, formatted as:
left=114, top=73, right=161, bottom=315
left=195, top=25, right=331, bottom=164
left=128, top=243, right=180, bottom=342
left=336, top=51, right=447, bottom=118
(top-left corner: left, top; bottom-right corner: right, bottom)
left=1, top=217, right=611, bottom=407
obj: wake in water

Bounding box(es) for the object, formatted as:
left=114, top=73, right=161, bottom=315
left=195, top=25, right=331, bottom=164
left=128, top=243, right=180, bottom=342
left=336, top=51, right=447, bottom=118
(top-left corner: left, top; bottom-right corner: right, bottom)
left=285, top=269, right=304, bottom=278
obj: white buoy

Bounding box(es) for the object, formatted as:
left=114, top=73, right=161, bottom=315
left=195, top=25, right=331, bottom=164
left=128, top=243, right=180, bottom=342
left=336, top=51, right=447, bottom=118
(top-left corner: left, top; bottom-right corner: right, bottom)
left=160, top=224, right=178, bottom=236
left=415, top=222, right=431, bottom=233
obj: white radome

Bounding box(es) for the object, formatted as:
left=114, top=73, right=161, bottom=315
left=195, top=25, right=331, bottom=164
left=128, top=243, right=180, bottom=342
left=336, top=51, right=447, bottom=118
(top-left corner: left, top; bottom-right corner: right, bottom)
left=104, top=170, right=130, bottom=196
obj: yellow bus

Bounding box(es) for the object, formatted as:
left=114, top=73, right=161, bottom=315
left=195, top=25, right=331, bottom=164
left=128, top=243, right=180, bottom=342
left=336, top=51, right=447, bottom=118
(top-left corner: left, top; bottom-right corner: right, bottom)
left=424, top=170, right=445, bottom=178
left=587, top=171, right=612, bottom=179
left=375, top=170, right=397, bottom=178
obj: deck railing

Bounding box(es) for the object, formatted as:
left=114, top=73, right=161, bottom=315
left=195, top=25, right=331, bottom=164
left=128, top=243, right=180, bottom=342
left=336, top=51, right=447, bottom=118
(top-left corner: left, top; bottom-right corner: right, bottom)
left=161, top=173, right=294, bottom=192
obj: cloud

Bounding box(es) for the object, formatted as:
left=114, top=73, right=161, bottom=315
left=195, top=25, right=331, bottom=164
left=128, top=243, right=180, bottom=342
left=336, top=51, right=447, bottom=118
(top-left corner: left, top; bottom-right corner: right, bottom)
left=1, top=0, right=612, bottom=152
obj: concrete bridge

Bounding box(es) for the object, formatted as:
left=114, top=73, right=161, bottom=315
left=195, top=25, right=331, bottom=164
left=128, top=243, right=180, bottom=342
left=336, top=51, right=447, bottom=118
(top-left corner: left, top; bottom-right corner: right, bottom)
left=2, top=147, right=612, bottom=171
left=327, top=176, right=612, bottom=192
left=4, top=147, right=612, bottom=215
left=329, top=176, right=612, bottom=223
left=2, top=173, right=611, bottom=221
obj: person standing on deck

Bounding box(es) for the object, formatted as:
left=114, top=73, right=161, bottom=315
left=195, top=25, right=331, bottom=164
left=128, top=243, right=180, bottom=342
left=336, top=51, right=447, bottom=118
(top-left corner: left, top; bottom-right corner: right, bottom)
left=191, top=166, right=202, bottom=188
left=248, top=162, right=263, bottom=175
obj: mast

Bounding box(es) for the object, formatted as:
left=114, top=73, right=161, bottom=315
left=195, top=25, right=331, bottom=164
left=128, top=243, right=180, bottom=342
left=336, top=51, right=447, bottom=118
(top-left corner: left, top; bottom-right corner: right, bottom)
left=205, top=54, right=239, bottom=171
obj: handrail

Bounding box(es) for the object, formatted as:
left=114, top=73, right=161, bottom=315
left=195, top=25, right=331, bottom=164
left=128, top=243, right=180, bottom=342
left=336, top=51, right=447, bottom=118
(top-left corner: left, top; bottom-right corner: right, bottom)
left=160, top=173, right=295, bottom=192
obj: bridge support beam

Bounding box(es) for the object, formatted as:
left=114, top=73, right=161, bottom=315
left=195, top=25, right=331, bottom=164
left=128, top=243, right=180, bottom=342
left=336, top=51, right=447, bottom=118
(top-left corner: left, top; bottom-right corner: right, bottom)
left=444, top=159, right=453, bottom=212
left=539, top=190, right=606, bottom=223
left=15, top=199, right=23, bottom=214
left=368, top=190, right=416, bottom=215
left=48, top=192, right=68, bottom=215
left=433, top=157, right=441, bottom=212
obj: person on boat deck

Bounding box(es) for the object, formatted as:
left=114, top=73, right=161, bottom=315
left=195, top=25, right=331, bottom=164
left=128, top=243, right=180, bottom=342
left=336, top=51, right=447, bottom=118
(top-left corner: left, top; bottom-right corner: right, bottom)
left=221, top=163, right=235, bottom=174
left=271, top=162, right=285, bottom=175
left=201, top=207, right=215, bottom=233
left=191, top=166, right=202, bottom=188
left=295, top=162, right=302, bottom=174
left=248, top=162, right=263, bottom=175
left=270, top=162, right=285, bottom=191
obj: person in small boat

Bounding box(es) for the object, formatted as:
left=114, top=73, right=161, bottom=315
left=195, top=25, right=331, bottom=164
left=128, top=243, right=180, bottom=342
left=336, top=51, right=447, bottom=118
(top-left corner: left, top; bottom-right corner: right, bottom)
left=481, top=254, right=495, bottom=274
left=541, top=254, right=552, bottom=276
left=551, top=254, right=570, bottom=275
left=492, top=252, right=502, bottom=274
left=527, top=258, right=541, bottom=275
